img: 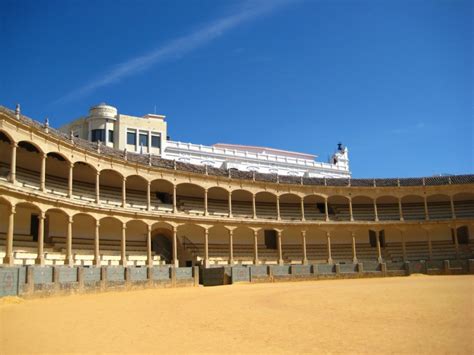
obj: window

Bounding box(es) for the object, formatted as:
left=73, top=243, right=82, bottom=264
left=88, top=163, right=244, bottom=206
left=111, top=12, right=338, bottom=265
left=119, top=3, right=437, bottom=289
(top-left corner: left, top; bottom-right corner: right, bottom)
left=127, top=131, right=136, bottom=145
left=151, top=134, right=161, bottom=148
left=91, top=129, right=105, bottom=142
left=139, top=133, right=148, bottom=147
left=108, top=130, right=114, bottom=143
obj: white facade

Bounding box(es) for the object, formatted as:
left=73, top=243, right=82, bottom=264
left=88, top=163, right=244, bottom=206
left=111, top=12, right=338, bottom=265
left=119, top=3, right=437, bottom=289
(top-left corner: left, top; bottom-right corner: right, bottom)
left=60, top=104, right=351, bottom=178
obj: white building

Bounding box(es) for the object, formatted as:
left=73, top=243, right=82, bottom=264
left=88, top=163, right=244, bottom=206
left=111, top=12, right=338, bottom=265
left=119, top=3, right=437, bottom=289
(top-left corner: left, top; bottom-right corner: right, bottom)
left=60, top=103, right=351, bottom=178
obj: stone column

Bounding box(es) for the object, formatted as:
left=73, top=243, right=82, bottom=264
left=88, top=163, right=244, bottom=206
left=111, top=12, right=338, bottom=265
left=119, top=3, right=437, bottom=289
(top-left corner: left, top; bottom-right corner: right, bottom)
left=252, top=194, right=257, bottom=219
left=147, top=181, right=151, bottom=211
left=326, top=231, right=333, bottom=264
left=68, top=162, right=74, bottom=198
left=3, top=206, right=15, bottom=265
left=204, top=188, right=208, bottom=216
left=95, top=171, right=100, bottom=204
left=373, top=200, right=379, bottom=221
left=228, top=191, right=233, bottom=218
left=147, top=224, right=153, bottom=267
left=40, top=153, right=47, bottom=192
left=253, top=229, right=259, bottom=265
left=401, top=230, right=407, bottom=262
left=423, top=196, right=429, bottom=220
left=10, top=142, right=17, bottom=184
left=349, top=198, right=354, bottom=221
left=121, top=177, right=127, bottom=208
left=65, top=216, right=74, bottom=266
left=173, top=185, right=177, bottom=213
left=301, top=230, right=308, bottom=265
left=452, top=226, right=459, bottom=259
left=277, top=230, right=283, bottom=265
left=351, top=231, right=358, bottom=263
left=94, top=220, right=101, bottom=266
left=376, top=231, right=383, bottom=263
left=450, top=196, right=456, bottom=219
left=120, top=223, right=127, bottom=266
left=398, top=198, right=404, bottom=221
left=300, top=197, right=305, bottom=221
left=228, top=228, right=234, bottom=265
left=35, top=211, right=46, bottom=265
left=324, top=198, right=329, bottom=221
left=173, top=226, right=179, bottom=267
left=426, top=229, right=432, bottom=260
left=204, top=227, right=209, bottom=268
left=276, top=195, right=281, bottom=220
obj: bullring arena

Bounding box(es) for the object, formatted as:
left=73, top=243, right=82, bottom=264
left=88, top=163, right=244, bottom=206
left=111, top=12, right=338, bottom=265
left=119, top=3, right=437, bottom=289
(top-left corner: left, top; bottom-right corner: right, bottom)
left=0, top=104, right=473, bottom=353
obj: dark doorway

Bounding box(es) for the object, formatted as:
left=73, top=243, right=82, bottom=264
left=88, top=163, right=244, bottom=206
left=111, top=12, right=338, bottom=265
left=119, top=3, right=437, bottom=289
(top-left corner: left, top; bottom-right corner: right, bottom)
left=379, top=230, right=386, bottom=247
left=369, top=230, right=377, bottom=247
left=30, top=214, right=39, bottom=241
left=455, top=226, right=470, bottom=245
left=264, top=230, right=277, bottom=249
left=152, top=234, right=172, bottom=263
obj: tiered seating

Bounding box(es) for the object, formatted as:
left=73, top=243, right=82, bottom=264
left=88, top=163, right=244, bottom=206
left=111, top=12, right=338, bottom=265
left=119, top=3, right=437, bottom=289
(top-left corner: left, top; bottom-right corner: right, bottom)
left=376, top=204, right=400, bottom=220
left=283, top=243, right=378, bottom=263
left=401, top=203, right=425, bottom=220
left=256, top=202, right=278, bottom=219
left=386, top=240, right=473, bottom=261
left=427, top=202, right=453, bottom=220
left=454, top=200, right=474, bottom=218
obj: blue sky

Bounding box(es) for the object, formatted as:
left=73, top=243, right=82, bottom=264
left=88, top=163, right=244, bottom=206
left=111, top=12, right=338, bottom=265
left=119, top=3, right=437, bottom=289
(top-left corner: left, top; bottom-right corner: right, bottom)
left=1, top=0, right=472, bottom=178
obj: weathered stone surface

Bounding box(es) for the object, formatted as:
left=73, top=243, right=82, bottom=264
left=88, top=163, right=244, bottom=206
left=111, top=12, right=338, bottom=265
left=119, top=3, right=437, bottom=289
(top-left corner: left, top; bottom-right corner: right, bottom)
left=0, top=267, right=19, bottom=297
left=231, top=267, right=250, bottom=283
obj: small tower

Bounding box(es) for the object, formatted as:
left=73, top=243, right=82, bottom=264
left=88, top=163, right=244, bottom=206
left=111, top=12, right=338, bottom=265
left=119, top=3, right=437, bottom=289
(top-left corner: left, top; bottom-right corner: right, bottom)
left=330, top=142, right=349, bottom=171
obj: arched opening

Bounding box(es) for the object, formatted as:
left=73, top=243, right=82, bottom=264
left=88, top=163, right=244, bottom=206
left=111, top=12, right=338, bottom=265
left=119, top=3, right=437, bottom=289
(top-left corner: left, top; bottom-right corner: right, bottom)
left=453, top=192, right=474, bottom=218
left=13, top=202, right=42, bottom=261
left=178, top=224, right=205, bottom=266
left=16, top=141, right=42, bottom=189
left=207, top=225, right=231, bottom=265
left=426, top=194, right=451, bottom=220
left=99, top=169, right=123, bottom=206
left=99, top=217, right=122, bottom=266
left=151, top=221, right=176, bottom=265
left=125, top=175, right=148, bottom=210
left=352, top=195, right=375, bottom=221
left=45, top=208, right=69, bottom=246
left=150, top=179, right=174, bottom=212
left=233, top=227, right=257, bottom=265
left=327, top=195, right=350, bottom=221
left=255, top=191, right=277, bottom=219
left=71, top=213, right=96, bottom=266
left=176, top=183, right=205, bottom=215
left=45, top=152, right=69, bottom=196
left=126, top=220, right=150, bottom=266
left=0, top=131, right=13, bottom=181
left=72, top=162, right=97, bottom=202
left=231, top=189, right=253, bottom=218
left=279, top=193, right=302, bottom=221
left=376, top=195, right=400, bottom=221
left=401, top=195, right=425, bottom=220
left=303, top=195, right=326, bottom=221
left=305, top=229, right=327, bottom=263
left=208, top=187, right=229, bottom=216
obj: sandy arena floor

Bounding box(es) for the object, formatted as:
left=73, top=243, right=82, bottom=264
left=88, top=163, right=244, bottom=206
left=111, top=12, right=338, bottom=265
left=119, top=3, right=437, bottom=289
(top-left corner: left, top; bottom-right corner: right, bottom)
left=0, top=275, right=473, bottom=354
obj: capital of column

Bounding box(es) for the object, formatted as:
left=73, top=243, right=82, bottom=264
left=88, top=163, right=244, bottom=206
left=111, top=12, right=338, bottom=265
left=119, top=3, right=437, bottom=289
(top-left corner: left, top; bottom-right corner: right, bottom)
left=95, top=221, right=101, bottom=228
left=122, top=223, right=127, bottom=230
left=301, top=230, right=307, bottom=236
left=12, top=142, right=18, bottom=148
left=38, top=211, right=46, bottom=220
left=10, top=205, right=16, bottom=214
left=68, top=216, right=74, bottom=224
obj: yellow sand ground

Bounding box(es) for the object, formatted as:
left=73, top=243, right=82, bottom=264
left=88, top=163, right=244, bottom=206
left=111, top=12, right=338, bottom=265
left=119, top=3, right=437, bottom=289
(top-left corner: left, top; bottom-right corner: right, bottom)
left=1, top=275, right=473, bottom=354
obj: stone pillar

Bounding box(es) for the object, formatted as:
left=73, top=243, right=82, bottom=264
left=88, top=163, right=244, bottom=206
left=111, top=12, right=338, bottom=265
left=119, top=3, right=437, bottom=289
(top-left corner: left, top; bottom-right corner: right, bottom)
left=173, top=226, right=179, bottom=267
left=452, top=227, right=459, bottom=259
left=277, top=230, right=283, bottom=265
left=120, top=223, right=127, bottom=266
left=40, top=153, right=47, bottom=192
left=401, top=230, right=407, bottom=262
left=426, top=229, right=432, bottom=260
left=324, top=198, right=329, bottom=221
left=300, top=197, right=305, bottom=221
left=65, top=216, right=74, bottom=266
left=276, top=195, right=281, bottom=220
left=147, top=181, right=151, bottom=211
left=253, top=229, right=259, bottom=265
left=398, top=198, right=404, bottom=221
left=3, top=205, right=15, bottom=265
left=228, top=191, right=233, bottom=218
left=35, top=211, right=46, bottom=265
left=228, top=229, right=234, bottom=265
left=121, top=177, right=127, bottom=208
left=68, top=162, right=74, bottom=198
left=204, top=188, right=208, bottom=216
left=373, top=200, right=379, bottom=221
left=351, top=231, right=358, bottom=264
left=252, top=194, right=257, bottom=219
left=204, top=227, right=209, bottom=268
left=326, top=231, right=333, bottom=264
left=94, top=220, right=101, bottom=266
left=423, top=196, right=429, bottom=220
left=450, top=196, right=456, bottom=219
left=301, top=230, right=308, bottom=265
left=349, top=198, right=354, bottom=221
left=173, top=185, right=177, bottom=213
left=95, top=171, right=100, bottom=204
left=147, top=224, right=153, bottom=267
left=10, top=142, right=17, bottom=184
left=376, top=231, right=383, bottom=263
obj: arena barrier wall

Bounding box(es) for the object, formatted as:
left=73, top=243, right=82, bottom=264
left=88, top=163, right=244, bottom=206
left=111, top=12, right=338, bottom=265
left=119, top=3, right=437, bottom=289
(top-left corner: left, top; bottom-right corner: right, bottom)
left=0, top=265, right=199, bottom=298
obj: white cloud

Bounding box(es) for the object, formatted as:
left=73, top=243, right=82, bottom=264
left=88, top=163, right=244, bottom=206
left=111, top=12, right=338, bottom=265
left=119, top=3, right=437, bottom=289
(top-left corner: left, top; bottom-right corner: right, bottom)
left=55, top=0, right=293, bottom=104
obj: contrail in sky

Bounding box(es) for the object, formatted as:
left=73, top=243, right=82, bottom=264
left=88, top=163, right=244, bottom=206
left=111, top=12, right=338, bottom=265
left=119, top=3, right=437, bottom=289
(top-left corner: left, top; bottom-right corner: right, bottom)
left=55, top=0, right=294, bottom=104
